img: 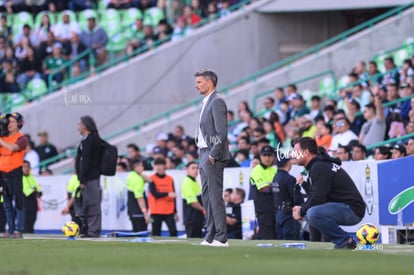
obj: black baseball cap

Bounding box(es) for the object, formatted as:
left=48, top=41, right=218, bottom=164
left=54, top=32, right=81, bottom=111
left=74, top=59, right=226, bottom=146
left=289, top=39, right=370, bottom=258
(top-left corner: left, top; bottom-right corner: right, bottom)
left=260, top=145, right=274, bottom=155
left=275, top=157, right=290, bottom=167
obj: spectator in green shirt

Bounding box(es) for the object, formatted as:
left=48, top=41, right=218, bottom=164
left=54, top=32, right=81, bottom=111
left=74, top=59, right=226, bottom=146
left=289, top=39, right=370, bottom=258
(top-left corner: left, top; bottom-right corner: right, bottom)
left=42, top=42, right=66, bottom=86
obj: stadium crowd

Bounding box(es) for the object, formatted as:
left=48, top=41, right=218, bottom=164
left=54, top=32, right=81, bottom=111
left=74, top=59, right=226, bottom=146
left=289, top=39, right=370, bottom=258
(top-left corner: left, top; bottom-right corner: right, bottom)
left=114, top=57, right=414, bottom=173
left=0, top=0, right=247, bottom=97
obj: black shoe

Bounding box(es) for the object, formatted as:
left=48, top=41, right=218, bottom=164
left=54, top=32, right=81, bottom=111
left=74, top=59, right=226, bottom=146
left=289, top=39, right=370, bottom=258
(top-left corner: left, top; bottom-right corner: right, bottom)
left=79, top=234, right=100, bottom=238
left=336, top=237, right=356, bottom=249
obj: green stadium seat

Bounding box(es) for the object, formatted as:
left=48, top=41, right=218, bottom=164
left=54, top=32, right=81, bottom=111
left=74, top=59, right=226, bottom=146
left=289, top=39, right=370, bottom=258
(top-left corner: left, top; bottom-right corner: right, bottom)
left=373, top=53, right=386, bottom=73
left=97, top=0, right=107, bottom=11
left=121, top=8, right=143, bottom=28
left=143, top=7, right=165, bottom=27
left=337, top=75, right=349, bottom=89
left=318, top=76, right=335, bottom=98
left=100, top=9, right=121, bottom=24
left=100, top=10, right=124, bottom=51
left=56, top=10, right=77, bottom=24
left=27, top=78, right=48, bottom=99
left=301, top=89, right=313, bottom=108
left=7, top=93, right=28, bottom=109
left=34, top=12, right=57, bottom=28
left=393, top=47, right=410, bottom=66
left=12, top=11, right=34, bottom=35
left=78, top=9, right=98, bottom=31
left=106, top=33, right=127, bottom=52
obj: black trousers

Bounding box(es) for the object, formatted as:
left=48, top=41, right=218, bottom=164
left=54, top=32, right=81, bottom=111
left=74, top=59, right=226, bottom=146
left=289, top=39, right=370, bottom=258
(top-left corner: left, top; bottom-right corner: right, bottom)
left=257, top=212, right=275, bottom=240
left=130, top=216, right=147, bottom=232
left=185, top=221, right=203, bottom=238
left=151, top=214, right=177, bottom=237
left=24, top=196, right=37, bottom=233
left=0, top=203, right=6, bottom=233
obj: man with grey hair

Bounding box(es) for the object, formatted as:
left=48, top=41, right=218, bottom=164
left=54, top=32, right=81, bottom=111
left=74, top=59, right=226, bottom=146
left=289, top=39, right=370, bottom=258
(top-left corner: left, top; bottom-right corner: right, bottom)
left=75, top=115, right=102, bottom=238
left=195, top=69, right=230, bottom=247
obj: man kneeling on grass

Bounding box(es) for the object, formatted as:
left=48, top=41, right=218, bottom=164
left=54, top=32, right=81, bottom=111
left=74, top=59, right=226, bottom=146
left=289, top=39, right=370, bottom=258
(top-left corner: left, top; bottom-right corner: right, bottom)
left=292, top=137, right=366, bottom=249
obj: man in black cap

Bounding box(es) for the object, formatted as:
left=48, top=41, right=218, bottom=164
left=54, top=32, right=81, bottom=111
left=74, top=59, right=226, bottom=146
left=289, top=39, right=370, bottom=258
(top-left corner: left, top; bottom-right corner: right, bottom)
left=392, top=144, right=407, bottom=159
left=272, top=156, right=303, bottom=240
left=75, top=115, right=102, bottom=237
left=250, top=145, right=277, bottom=239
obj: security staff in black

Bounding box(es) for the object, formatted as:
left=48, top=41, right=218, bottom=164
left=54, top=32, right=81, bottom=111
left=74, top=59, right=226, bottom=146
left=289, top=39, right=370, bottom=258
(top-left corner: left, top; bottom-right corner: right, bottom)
left=272, top=157, right=303, bottom=240
left=250, top=145, right=277, bottom=240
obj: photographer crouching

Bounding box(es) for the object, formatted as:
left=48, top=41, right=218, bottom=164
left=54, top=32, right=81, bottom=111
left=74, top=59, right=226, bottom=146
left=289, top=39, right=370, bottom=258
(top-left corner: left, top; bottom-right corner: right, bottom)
left=0, top=112, right=28, bottom=238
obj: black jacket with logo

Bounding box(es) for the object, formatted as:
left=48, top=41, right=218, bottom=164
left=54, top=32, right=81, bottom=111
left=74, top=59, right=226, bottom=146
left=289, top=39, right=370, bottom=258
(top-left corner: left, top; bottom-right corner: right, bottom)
left=300, top=152, right=366, bottom=219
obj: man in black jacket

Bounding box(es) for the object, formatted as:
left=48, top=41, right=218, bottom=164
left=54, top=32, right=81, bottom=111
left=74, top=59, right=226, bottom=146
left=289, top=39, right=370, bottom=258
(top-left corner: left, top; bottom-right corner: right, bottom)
left=292, top=137, right=365, bottom=249
left=75, top=115, right=102, bottom=238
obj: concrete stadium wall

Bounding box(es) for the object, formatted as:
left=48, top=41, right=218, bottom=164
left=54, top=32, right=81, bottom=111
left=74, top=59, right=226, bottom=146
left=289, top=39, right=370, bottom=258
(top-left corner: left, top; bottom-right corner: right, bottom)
left=19, top=0, right=347, bottom=151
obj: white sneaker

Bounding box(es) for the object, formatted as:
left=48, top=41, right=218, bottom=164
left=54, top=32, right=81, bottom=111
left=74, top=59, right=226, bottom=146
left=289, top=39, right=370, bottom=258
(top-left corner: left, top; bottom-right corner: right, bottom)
left=210, top=240, right=229, bottom=247
left=200, top=240, right=212, bottom=246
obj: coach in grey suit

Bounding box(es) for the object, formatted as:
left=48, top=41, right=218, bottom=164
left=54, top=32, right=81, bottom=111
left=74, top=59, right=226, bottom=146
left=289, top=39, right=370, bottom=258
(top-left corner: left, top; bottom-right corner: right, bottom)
left=195, top=70, right=231, bottom=247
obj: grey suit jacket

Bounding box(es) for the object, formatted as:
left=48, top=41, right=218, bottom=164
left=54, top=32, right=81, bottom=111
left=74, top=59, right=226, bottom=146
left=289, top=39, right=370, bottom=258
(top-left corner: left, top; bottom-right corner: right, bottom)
left=199, top=91, right=231, bottom=161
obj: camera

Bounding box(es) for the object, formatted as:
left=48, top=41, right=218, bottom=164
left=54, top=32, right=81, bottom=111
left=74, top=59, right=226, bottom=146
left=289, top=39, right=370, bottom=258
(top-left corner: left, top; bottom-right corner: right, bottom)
left=0, top=115, right=9, bottom=137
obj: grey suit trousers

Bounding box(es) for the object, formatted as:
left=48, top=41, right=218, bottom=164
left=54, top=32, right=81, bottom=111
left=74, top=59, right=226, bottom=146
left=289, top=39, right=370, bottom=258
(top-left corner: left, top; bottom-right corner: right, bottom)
left=75, top=178, right=102, bottom=237
left=199, top=148, right=227, bottom=243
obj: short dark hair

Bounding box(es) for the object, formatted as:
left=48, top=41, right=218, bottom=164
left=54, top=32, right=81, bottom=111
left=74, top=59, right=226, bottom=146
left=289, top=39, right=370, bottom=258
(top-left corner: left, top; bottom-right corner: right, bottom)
left=254, top=126, right=266, bottom=135
left=348, top=72, right=359, bottom=80
left=154, top=157, right=166, bottom=165
left=324, top=105, right=335, bottom=112
left=365, top=103, right=376, bottom=114
left=288, top=84, right=297, bottom=91
left=311, top=95, right=321, bottom=102
left=323, top=123, right=332, bottom=133
left=350, top=100, right=361, bottom=110
left=173, top=143, right=184, bottom=151
left=258, top=137, right=270, bottom=144
left=385, top=56, right=394, bottom=64
left=194, top=69, right=218, bottom=87
left=224, top=188, right=233, bottom=194
left=353, top=143, right=367, bottom=153
left=234, top=187, right=246, bottom=201
left=186, top=161, right=198, bottom=168
left=265, top=97, right=275, bottom=103
left=117, top=162, right=128, bottom=170
left=127, top=143, right=139, bottom=152
left=23, top=160, right=30, bottom=166
left=239, top=137, right=250, bottom=145
left=130, top=159, right=142, bottom=168
left=237, top=149, right=250, bottom=159
left=369, top=60, right=377, bottom=67
left=296, top=137, right=318, bottom=155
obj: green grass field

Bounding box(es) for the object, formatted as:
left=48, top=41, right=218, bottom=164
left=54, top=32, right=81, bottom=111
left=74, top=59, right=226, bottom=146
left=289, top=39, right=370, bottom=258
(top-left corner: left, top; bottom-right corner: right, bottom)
left=1, top=236, right=413, bottom=275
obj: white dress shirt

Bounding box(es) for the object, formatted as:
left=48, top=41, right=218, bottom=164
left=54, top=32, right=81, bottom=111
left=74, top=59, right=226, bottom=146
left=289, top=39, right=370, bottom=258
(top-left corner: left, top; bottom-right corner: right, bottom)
left=197, top=92, right=214, bottom=148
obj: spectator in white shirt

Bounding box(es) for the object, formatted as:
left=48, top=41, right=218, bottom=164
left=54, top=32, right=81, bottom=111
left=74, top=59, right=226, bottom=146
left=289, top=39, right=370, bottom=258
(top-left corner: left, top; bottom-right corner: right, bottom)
left=329, top=117, right=358, bottom=155
left=53, top=12, right=80, bottom=49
